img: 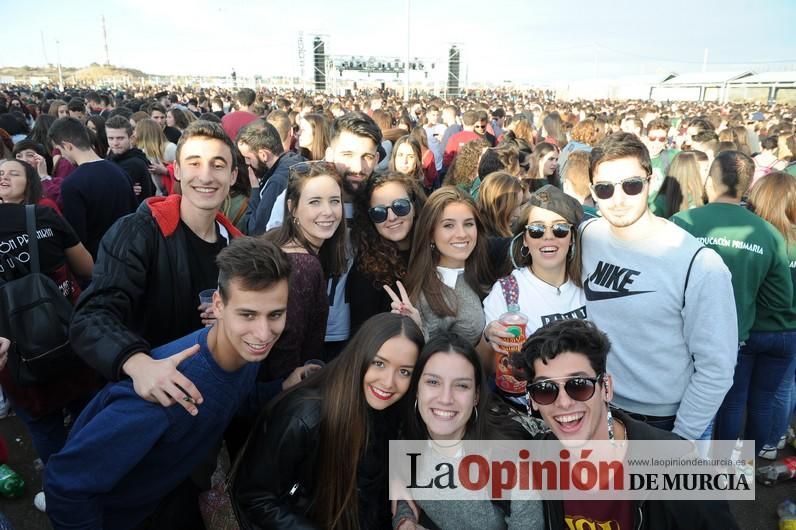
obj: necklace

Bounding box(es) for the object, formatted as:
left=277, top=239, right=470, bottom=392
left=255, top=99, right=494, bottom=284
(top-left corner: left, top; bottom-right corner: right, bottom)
left=530, top=267, right=565, bottom=295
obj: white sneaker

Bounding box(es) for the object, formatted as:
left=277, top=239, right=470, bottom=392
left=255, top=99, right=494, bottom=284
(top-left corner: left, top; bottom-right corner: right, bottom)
left=777, top=435, right=787, bottom=451
left=758, top=446, right=778, bottom=460
left=34, top=491, right=46, bottom=512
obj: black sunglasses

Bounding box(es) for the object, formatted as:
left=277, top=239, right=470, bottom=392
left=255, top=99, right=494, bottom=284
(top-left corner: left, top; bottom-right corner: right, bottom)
left=368, top=198, right=412, bottom=224
left=525, top=223, right=572, bottom=239
left=590, top=176, right=649, bottom=200
left=528, top=374, right=603, bottom=405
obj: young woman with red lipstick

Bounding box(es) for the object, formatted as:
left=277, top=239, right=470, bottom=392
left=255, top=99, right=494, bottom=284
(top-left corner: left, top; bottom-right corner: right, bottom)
left=232, top=313, right=423, bottom=530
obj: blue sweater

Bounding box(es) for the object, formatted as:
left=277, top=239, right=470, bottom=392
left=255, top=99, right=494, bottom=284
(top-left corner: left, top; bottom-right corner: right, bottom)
left=44, top=327, right=259, bottom=530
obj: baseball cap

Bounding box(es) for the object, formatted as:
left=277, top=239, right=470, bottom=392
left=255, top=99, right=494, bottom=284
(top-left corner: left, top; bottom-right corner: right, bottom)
left=528, top=184, right=584, bottom=226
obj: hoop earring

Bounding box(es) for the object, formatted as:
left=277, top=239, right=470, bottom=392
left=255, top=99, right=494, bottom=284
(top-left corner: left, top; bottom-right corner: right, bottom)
left=520, top=245, right=530, bottom=257
left=472, top=406, right=479, bottom=423
left=415, top=398, right=419, bottom=414
left=430, top=242, right=436, bottom=250
left=509, top=232, right=525, bottom=269
left=292, top=217, right=300, bottom=226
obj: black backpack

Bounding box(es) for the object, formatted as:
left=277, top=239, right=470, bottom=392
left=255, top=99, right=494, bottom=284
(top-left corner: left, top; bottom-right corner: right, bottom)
left=0, top=205, right=76, bottom=385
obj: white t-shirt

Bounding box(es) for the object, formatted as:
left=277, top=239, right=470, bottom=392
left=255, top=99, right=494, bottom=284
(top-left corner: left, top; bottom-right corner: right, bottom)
left=483, top=267, right=586, bottom=333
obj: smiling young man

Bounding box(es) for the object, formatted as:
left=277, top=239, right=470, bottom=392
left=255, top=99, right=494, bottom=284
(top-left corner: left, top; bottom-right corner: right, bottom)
left=70, top=120, right=244, bottom=412
left=46, top=237, right=291, bottom=530
left=516, top=319, right=739, bottom=530
left=579, top=132, right=737, bottom=441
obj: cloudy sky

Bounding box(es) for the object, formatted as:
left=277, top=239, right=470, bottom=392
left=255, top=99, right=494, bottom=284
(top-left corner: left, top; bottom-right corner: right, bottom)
left=2, top=0, right=795, bottom=84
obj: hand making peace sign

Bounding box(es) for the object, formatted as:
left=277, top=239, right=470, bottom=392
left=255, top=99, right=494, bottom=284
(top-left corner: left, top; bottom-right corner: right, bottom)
left=383, top=281, right=422, bottom=331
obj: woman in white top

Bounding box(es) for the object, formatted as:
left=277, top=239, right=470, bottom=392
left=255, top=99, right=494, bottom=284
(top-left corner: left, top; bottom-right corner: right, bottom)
left=479, top=185, right=586, bottom=403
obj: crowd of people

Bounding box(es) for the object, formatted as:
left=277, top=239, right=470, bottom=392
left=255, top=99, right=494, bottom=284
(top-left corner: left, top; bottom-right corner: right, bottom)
left=0, top=81, right=794, bottom=529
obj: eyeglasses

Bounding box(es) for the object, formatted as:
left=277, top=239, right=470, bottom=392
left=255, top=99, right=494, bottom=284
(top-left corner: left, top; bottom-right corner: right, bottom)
left=368, top=198, right=412, bottom=223
left=528, top=374, right=603, bottom=405
left=590, top=176, right=650, bottom=200
left=525, top=222, right=572, bottom=239
left=647, top=135, right=667, bottom=143
left=288, top=160, right=338, bottom=180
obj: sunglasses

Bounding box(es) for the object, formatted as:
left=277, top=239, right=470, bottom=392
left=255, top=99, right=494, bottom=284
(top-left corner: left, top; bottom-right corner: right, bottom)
left=528, top=374, right=603, bottom=405
left=590, top=176, right=649, bottom=200
left=525, top=222, right=572, bottom=239
left=647, top=135, right=666, bottom=143
left=368, top=198, right=412, bottom=223
left=288, top=160, right=338, bottom=180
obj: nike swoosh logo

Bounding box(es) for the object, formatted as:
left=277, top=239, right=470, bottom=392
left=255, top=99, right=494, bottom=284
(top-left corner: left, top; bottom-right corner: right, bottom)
left=584, top=279, right=654, bottom=301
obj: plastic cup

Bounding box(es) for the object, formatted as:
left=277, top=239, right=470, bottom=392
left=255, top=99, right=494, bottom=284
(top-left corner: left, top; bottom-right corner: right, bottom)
left=198, top=289, right=216, bottom=306
left=302, top=359, right=325, bottom=379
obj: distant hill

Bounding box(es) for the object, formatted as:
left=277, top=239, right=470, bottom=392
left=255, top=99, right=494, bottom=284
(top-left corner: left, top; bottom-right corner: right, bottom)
left=0, top=64, right=149, bottom=81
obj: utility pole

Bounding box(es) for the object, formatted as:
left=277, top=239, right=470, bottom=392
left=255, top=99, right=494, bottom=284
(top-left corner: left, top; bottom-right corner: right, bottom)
left=102, top=15, right=110, bottom=66
left=40, top=31, right=50, bottom=65
left=56, top=40, right=64, bottom=91
left=404, top=0, right=410, bottom=101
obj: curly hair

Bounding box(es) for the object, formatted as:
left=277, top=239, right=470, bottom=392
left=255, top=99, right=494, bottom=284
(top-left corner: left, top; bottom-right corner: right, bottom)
left=444, top=138, right=490, bottom=188
left=351, top=171, right=426, bottom=287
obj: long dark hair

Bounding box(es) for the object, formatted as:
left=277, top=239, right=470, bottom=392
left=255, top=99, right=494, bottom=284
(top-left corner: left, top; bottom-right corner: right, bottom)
left=351, top=171, right=426, bottom=286
left=405, top=186, right=495, bottom=317
left=268, top=161, right=348, bottom=277
left=1, top=159, right=42, bottom=205
left=404, top=332, right=526, bottom=441
left=280, top=313, right=423, bottom=529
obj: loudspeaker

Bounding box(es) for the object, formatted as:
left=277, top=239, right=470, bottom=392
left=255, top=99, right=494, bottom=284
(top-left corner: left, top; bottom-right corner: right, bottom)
left=313, top=37, right=326, bottom=91
left=447, top=46, right=460, bottom=97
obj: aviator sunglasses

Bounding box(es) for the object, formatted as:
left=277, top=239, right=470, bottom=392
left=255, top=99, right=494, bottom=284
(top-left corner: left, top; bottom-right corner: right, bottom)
left=528, top=374, right=604, bottom=405
left=368, top=198, right=412, bottom=224
left=525, top=223, right=573, bottom=239
left=590, top=176, right=650, bottom=200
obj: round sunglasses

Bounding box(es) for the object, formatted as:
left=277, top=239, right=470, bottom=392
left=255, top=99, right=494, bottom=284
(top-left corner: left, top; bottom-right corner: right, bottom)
left=528, top=374, right=603, bottom=405
left=368, top=198, right=412, bottom=224
left=590, top=176, right=650, bottom=200
left=525, top=223, right=573, bottom=239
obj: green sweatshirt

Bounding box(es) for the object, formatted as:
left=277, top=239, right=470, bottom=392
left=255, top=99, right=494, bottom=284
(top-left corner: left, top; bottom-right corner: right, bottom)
left=672, top=203, right=794, bottom=340
left=752, top=239, right=796, bottom=331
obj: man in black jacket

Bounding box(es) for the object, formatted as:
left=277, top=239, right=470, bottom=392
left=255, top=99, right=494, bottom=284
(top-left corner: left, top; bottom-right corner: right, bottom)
left=106, top=115, right=154, bottom=202
left=70, top=120, right=242, bottom=413
left=515, top=320, right=740, bottom=530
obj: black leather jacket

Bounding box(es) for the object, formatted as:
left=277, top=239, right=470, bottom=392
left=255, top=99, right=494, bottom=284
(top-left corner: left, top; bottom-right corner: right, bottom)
left=232, top=385, right=396, bottom=529
left=232, top=386, right=323, bottom=529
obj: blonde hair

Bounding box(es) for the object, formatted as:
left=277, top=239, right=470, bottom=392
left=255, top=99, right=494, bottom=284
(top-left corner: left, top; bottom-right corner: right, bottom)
left=134, top=118, right=168, bottom=163
left=666, top=152, right=706, bottom=215
left=562, top=150, right=591, bottom=199
left=748, top=171, right=796, bottom=244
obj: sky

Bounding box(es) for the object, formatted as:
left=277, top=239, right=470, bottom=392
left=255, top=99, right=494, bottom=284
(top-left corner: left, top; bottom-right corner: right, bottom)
left=2, top=0, right=795, bottom=85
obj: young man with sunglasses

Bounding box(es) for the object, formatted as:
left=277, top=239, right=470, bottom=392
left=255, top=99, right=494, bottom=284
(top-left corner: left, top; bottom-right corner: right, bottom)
left=643, top=118, right=678, bottom=208
left=516, top=319, right=739, bottom=530
left=580, top=132, right=737, bottom=441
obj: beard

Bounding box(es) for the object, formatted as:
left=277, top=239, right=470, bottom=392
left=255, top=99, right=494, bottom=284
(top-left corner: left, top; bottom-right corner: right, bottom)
left=342, top=171, right=368, bottom=198
left=251, top=161, right=269, bottom=182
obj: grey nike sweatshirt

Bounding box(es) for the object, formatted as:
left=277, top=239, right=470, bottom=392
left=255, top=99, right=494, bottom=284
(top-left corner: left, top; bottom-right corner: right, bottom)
left=580, top=218, right=738, bottom=440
